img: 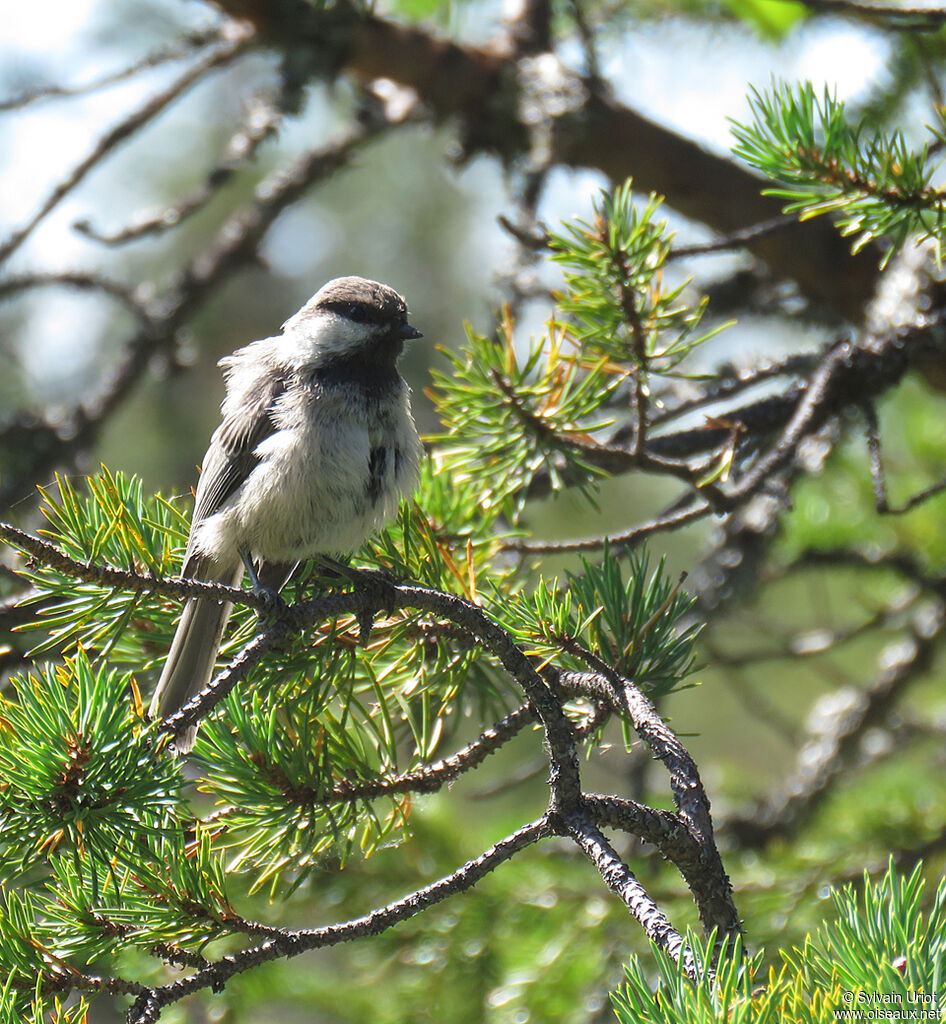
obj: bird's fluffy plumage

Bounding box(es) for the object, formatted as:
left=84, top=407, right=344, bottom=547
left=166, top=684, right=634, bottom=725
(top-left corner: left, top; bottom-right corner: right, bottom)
left=151, top=277, right=422, bottom=751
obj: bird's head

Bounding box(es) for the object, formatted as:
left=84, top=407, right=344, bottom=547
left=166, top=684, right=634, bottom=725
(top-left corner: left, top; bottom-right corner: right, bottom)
left=282, top=276, right=422, bottom=365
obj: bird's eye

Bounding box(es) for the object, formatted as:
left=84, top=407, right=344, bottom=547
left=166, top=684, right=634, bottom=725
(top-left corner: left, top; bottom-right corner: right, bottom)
left=320, top=298, right=380, bottom=324
left=345, top=303, right=371, bottom=323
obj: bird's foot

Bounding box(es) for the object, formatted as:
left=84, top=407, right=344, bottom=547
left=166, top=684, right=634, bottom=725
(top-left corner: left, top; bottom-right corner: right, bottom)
left=253, top=584, right=286, bottom=620
left=317, top=559, right=399, bottom=597
left=355, top=567, right=400, bottom=613
left=311, top=559, right=402, bottom=645
left=330, top=565, right=401, bottom=646
left=240, top=549, right=287, bottom=621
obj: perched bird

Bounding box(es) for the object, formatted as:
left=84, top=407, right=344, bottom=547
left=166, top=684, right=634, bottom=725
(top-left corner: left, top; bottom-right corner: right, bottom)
left=151, top=276, right=423, bottom=751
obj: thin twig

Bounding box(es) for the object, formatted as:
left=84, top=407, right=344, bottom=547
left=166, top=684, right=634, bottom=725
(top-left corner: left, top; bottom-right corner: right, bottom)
left=0, top=272, right=156, bottom=327
left=0, top=520, right=268, bottom=611
left=128, top=818, right=552, bottom=1018
left=515, top=310, right=946, bottom=554
left=42, top=970, right=144, bottom=999
left=724, top=338, right=854, bottom=501
left=74, top=97, right=281, bottom=245
left=646, top=353, right=819, bottom=430
left=331, top=702, right=537, bottom=798
left=510, top=494, right=712, bottom=554
left=202, top=702, right=540, bottom=819
left=0, top=23, right=255, bottom=268
left=0, top=31, right=222, bottom=112
left=568, top=0, right=604, bottom=86
left=668, top=215, right=797, bottom=260
left=160, top=580, right=585, bottom=814
left=862, top=400, right=946, bottom=514
left=703, top=597, right=916, bottom=669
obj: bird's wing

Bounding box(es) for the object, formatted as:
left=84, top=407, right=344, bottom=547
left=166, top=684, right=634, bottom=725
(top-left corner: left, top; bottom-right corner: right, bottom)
left=191, top=371, right=288, bottom=527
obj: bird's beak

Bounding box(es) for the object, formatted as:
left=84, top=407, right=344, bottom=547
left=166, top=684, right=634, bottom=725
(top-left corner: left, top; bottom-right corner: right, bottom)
left=399, top=324, right=423, bottom=341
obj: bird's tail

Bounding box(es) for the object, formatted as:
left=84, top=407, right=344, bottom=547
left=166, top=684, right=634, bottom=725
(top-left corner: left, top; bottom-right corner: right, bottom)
left=150, top=557, right=243, bottom=754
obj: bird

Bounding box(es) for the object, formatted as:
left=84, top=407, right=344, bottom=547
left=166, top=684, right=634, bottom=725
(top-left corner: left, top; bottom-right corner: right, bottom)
left=150, top=276, right=423, bottom=752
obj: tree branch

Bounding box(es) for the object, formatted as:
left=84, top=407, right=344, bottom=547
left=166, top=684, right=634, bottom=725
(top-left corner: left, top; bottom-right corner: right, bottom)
left=0, top=23, right=254, bottom=268
left=6, top=521, right=739, bottom=977
left=0, top=114, right=394, bottom=509
left=722, top=600, right=945, bottom=848
left=510, top=308, right=946, bottom=553
left=0, top=31, right=221, bottom=112
left=211, top=0, right=882, bottom=319
left=128, top=817, right=552, bottom=1020
left=74, top=97, right=281, bottom=245
left=566, top=814, right=696, bottom=976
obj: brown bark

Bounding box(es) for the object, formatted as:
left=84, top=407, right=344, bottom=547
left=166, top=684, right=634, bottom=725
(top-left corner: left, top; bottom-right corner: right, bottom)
left=213, top=0, right=880, bottom=320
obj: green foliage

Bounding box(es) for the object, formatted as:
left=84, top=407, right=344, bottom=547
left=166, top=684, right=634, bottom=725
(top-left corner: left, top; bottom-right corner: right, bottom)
left=550, top=182, right=727, bottom=374
left=613, top=931, right=778, bottom=1024
left=0, top=423, right=709, bottom=1011
left=0, top=890, right=61, bottom=997
left=789, top=860, right=946, bottom=1009
left=720, top=0, right=806, bottom=38
left=0, top=176, right=726, bottom=1015
left=367, top=457, right=516, bottom=597
left=0, top=650, right=225, bottom=1002
left=18, top=469, right=185, bottom=663
left=4, top=3, right=946, bottom=1022
left=224, top=803, right=620, bottom=1024
left=430, top=181, right=726, bottom=517
left=731, top=80, right=946, bottom=265
left=0, top=652, right=181, bottom=874
left=388, top=0, right=451, bottom=21
left=41, top=829, right=238, bottom=952
left=7, top=466, right=528, bottom=904
left=0, top=973, right=88, bottom=1024
left=498, top=550, right=700, bottom=699
left=430, top=319, right=622, bottom=514
left=194, top=663, right=410, bottom=894
left=612, top=862, right=946, bottom=1024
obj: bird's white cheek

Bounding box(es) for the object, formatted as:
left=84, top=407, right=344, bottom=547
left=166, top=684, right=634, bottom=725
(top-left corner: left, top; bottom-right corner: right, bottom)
left=280, top=315, right=375, bottom=365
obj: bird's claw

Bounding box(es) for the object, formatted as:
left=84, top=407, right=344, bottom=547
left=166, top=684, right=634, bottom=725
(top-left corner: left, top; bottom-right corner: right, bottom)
left=357, top=567, right=399, bottom=615
left=353, top=569, right=400, bottom=646
left=357, top=607, right=375, bottom=647
left=253, top=584, right=286, bottom=621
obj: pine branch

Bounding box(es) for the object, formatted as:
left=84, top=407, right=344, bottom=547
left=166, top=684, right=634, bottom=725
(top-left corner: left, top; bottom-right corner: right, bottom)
left=0, top=521, right=268, bottom=612
left=4, top=516, right=739, bottom=998
left=0, top=106, right=399, bottom=510
left=129, top=818, right=553, bottom=1019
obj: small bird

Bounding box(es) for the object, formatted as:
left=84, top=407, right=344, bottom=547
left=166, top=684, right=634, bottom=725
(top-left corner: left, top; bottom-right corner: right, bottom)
left=151, top=276, right=423, bottom=752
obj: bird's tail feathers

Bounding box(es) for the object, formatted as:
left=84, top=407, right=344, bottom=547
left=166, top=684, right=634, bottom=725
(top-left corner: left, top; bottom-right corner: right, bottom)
left=150, top=557, right=243, bottom=754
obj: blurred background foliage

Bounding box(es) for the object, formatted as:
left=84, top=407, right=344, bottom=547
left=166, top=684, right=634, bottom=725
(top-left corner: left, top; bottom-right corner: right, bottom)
left=3, top=0, right=946, bottom=1021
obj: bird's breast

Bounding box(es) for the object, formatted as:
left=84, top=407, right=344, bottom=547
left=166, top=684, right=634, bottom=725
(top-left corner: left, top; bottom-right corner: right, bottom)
left=225, top=384, right=419, bottom=561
